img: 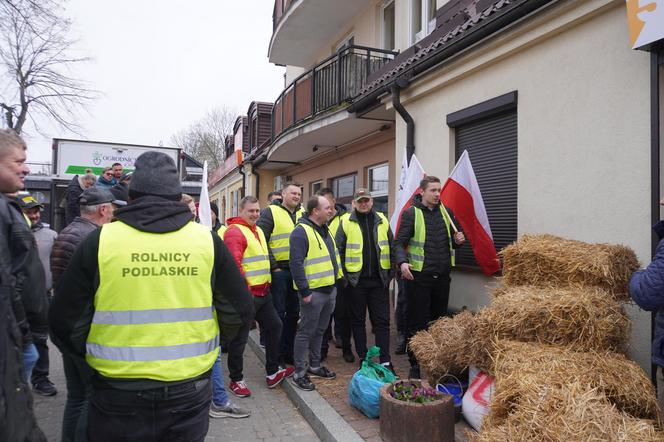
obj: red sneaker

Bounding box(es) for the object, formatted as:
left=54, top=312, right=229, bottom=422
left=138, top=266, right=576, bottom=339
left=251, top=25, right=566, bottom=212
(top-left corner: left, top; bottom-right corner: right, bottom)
left=266, top=369, right=287, bottom=389
left=266, top=366, right=296, bottom=388
left=281, top=366, right=295, bottom=378
left=229, top=380, right=251, bottom=397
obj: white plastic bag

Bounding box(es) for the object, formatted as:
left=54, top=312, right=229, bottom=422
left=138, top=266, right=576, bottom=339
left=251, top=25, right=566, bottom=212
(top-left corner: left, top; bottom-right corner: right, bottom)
left=462, top=370, right=494, bottom=431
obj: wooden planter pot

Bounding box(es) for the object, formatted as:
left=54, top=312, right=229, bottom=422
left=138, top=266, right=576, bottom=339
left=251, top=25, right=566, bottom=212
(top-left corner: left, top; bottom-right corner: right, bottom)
left=379, top=380, right=455, bottom=442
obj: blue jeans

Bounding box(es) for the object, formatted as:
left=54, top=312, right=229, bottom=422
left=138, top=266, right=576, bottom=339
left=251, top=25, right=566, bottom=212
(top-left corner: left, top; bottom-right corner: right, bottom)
left=271, top=269, right=300, bottom=360
left=62, top=353, right=90, bottom=442
left=22, top=343, right=39, bottom=381
left=211, top=350, right=229, bottom=406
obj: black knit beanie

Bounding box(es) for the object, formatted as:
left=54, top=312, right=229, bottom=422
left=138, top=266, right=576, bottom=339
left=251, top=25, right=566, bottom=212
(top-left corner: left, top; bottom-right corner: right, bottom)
left=129, top=152, right=182, bottom=200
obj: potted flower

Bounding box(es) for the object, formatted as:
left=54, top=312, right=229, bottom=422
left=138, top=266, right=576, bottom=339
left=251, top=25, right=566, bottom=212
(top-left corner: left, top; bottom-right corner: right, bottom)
left=379, top=379, right=455, bottom=442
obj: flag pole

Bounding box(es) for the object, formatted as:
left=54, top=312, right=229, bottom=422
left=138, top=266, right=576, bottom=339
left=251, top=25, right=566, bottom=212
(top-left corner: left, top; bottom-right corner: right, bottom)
left=441, top=151, right=467, bottom=233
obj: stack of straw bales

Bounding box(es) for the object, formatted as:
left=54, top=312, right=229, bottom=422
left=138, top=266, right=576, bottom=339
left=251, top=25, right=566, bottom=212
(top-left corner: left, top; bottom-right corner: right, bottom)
left=408, top=234, right=662, bottom=439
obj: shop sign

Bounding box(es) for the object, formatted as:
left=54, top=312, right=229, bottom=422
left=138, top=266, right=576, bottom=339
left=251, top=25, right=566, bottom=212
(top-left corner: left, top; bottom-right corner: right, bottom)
left=627, top=0, right=664, bottom=49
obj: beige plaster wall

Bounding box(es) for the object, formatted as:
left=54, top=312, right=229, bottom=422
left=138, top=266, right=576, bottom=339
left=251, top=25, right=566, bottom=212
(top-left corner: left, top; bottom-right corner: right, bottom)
left=392, top=1, right=654, bottom=370
left=285, top=129, right=396, bottom=215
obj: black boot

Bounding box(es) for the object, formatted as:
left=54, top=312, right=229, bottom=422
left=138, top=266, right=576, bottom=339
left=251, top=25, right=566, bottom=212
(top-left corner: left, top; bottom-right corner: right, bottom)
left=408, top=365, right=421, bottom=380
left=342, top=350, right=355, bottom=363
left=395, top=333, right=407, bottom=355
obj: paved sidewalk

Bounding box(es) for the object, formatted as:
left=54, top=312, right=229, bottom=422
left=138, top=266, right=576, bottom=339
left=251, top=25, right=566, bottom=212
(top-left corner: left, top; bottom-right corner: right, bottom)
left=314, top=329, right=472, bottom=441
left=33, top=341, right=319, bottom=441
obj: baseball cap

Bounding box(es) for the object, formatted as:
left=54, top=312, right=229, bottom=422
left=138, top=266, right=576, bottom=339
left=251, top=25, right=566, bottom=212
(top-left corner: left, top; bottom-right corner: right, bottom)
left=19, top=195, right=43, bottom=210
left=109, top=184, right=128, bottom=206
left=353, top=188, right=372, bottom=201
left=79, top=187, right=115, bottom=206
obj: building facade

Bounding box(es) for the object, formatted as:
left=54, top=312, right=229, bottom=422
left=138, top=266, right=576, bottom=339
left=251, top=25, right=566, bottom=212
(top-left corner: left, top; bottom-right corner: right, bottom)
left=206, top=0, right=664, bottom=374
left=349, top=0, right=664, bottom=374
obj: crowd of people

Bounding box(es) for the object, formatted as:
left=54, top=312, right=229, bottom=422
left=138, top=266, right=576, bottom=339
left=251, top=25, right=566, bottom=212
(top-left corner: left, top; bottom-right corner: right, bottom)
left=0, top=128, right=467, bottom=441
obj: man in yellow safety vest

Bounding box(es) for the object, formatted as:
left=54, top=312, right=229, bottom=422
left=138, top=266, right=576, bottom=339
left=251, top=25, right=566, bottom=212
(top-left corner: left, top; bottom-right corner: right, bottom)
left=222, top=195, right=295, bottom=399
left=289, top=195, right=343, bottom=391
left=336, top=189, right=395, bottom=373
left=257, top=182, right=304, bottom=366
left=395, top=176, right=465, bottom=380
left=315, top=187, right=351, bottom=363
left=49, top=152, right=253, bottom=442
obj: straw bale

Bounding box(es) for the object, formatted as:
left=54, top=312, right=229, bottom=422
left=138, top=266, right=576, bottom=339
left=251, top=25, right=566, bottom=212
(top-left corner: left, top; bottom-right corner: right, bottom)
left=472, top=382, right=664, bottom=442
left=408, top=310, right=482, bottom=379
left=410, top=286, right=629, bottom=378
left=477, top=285, right=630, bottom=359
left=499, top=234, right=640, bottom=300
left=486, top=341, right=660, bottom=426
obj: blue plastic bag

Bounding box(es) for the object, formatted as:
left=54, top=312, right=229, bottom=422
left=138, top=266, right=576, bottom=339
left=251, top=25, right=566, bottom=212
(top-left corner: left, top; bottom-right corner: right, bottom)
left=348, top=371, right=385, bottom=419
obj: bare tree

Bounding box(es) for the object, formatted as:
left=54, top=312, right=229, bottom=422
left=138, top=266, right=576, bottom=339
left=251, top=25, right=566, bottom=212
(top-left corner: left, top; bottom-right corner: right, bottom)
left=0, top=0, right=96, bottom=134
left=171, top=106, right=236, bottom=169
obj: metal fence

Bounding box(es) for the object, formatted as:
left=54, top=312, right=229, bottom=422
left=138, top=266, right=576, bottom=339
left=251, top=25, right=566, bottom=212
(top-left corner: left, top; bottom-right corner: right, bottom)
left=272, top=45, right=397, bottom=140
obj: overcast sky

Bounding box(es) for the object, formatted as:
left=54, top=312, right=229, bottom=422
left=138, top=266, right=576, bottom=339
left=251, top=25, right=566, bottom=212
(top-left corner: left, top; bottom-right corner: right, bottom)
left=22, top=0, right=285, bottom=164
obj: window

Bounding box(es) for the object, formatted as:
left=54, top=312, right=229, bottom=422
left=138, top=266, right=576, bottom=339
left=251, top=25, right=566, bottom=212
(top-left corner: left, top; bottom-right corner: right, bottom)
left=447, top=92, right=518, bottom=269
left=310, top=180, right=323, bottom=198
left=410, top=0, right=437, bottom=44
left=335, top=34, right=355, bottom=53
left=368, top=163, right=389, bottom=215
left=331, top=173, right=357, bottom=208
left=231, top=189, right=239, bottom=217
left=381, top=1, right=395, bottom=51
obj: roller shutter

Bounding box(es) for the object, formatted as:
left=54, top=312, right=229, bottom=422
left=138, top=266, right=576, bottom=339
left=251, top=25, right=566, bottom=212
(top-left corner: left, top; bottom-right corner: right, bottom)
left=454, top=110, right=517, bottom=268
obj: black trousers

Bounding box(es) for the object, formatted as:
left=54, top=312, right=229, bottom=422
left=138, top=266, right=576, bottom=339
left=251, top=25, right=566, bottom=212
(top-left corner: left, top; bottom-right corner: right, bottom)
left=321, top=285, right=351, bottom=355
left=395, top=278, right=406, bottom=335
left=30, top=330, right=50, bottom=385
left=405, top=274, right=450, bottom=367
left=348, top=279, right=391, bottom=363
left=270, top=269, right=299, bottom=360
left=228, top=294, right=282, bottom=380
left=88, top=377, right=211, bottom=442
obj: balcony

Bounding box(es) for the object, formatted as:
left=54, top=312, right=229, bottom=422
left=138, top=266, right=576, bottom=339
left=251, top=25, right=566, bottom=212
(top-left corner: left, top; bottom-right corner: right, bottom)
left=267, top=45, right=397, bottom=163
left=270, top=0, right=373, bottom=66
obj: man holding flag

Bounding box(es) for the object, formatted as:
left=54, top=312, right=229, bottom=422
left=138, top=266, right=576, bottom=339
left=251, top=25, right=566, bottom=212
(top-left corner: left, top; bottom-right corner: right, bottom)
left=395, top=175, right=465, bottom=379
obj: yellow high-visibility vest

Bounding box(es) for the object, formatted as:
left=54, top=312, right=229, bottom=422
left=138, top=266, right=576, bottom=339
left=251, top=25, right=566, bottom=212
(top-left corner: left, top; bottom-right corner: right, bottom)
left=329, top=214, right=342, bottom=238
left=408, top=206, right=454, bottom=272
left=216, top=224, right=227, bottom=238
left=340, top=211, right=391, bottom=273
left=266, top=205, right=304, bottom=261
left=228, top=223, right=271, bottom=287
left=87, top=221, right=219, bottom=381
left=293, top=223, right=342, bottom=291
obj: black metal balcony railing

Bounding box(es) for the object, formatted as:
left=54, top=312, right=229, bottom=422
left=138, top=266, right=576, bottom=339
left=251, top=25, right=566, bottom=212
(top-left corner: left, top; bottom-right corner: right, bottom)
left=272, top=45, right=398, bottom=141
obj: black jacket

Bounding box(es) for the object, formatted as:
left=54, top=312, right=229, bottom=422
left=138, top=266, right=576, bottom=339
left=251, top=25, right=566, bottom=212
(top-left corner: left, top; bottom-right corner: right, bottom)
left=51, top=216, right=99, bottom=290
left=64, top=176, right=84, bottom=226
left=6, top=198, right=48, bottom=339
left=49, top=195, right=254, bottom=390
left=0, top=196, right=46, bottom=441
left=257, top=199, right=302, bottom=271
left=395, top=195, right=462, bottom=279
left=336, top=209, right=394, bottom=288
left=289, top=214, right=340, bottom=298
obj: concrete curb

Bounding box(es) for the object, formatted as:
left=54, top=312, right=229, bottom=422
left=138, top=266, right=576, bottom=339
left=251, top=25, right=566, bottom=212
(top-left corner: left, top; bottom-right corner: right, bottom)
left=247, top=329, right=364, bottom=442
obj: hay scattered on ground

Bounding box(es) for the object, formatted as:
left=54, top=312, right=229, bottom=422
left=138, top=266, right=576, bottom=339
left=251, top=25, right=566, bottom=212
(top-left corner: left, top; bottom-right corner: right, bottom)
left=499, top=234, right=640, bottom=300
left=471, top=382, right=664, bottom=442
left=410, top=286, right=629, bottom=378
left=485, top=341, right=660, bottom=426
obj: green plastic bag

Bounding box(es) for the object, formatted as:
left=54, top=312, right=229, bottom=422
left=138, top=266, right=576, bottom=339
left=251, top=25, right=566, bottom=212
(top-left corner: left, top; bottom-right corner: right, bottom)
left=359, top=346, right=397, bottom=383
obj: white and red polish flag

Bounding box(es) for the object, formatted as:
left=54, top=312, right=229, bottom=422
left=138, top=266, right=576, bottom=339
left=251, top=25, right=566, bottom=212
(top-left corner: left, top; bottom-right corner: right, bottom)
left=441, top=150, right=500, bottom=276
left=390, top=151, right=425, bottom=235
